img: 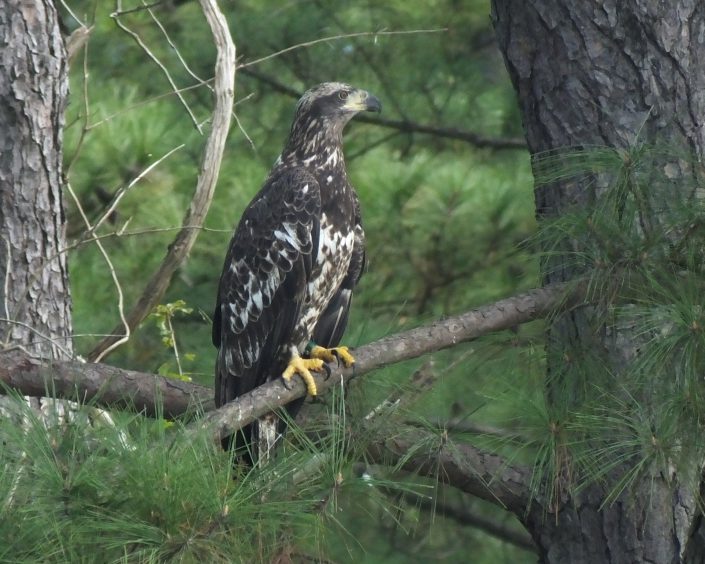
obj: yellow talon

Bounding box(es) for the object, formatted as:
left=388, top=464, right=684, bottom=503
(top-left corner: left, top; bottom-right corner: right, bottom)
left=282, top=356, right=325, bottom=396
left=310, top=345, right=355, bottom=367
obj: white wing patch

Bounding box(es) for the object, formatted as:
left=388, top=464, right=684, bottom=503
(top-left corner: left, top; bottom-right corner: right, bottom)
left=227, top=220, right=305, bottom=336
left=295, top=213, right=354, bottom=343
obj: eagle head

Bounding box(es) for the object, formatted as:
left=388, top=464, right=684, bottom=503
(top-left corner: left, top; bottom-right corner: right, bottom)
left=295, top=82, right=381, bottom=122
left=286, top=83, right=381, bottom=149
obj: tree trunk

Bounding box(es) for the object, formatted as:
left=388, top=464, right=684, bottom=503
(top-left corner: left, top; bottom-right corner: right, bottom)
left=492, top=2, right=705, bottom=562
left=0, top=1, right=72, bottom=360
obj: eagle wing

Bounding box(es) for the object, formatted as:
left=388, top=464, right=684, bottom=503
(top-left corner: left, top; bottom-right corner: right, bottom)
left=313, top=194, right=365, bottom=348
left=213, top=167, right=321, bottom=408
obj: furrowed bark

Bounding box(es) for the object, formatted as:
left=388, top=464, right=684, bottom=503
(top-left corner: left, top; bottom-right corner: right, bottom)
left=0, top=1, right=72, bottom=361
left=492, top=2, right=705, bottom=561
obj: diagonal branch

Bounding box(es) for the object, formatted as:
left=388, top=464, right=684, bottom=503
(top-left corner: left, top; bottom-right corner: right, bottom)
left=192, top=282, right=583, bottom=441
left=2, top=283, right=583, bottom=424
left=240, top=67, right=527, bottom=150
left=366, top=425, right=534, bottom=516
left=394, top=488, right=536, bottom=552
left=88, top=0, right=236, bottom=362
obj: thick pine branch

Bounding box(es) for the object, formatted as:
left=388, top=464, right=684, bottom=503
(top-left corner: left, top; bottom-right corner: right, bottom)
left=366, top=426, right=534, bottom=516
left=194, top=282, right=581, bottom=441
left=0, top=349, right=213, bottom=417
left=0, top=283, right=580, bottom=427
left=401, top=489, right=536, bottom=552
left=0, top=283, right=580, bottom=517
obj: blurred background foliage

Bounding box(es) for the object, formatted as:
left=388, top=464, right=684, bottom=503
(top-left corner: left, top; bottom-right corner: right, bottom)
left=56, top=0, right=539, bottom=561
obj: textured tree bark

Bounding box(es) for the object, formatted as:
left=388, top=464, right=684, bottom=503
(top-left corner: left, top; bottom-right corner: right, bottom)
left=0, top=1, right=72, bottom=360
left=492, top=2, right=705, bottom=562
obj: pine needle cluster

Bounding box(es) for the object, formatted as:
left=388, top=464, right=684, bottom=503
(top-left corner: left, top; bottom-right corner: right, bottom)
left=526, top=142, right=705, bottom=506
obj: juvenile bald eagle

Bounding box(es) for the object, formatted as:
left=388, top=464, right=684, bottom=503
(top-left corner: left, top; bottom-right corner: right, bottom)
left=213, top=83, right=381, bottom=463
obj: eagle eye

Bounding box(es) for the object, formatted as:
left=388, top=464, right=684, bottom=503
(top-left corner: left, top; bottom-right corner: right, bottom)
left=338, top=91, right=349, bottom=101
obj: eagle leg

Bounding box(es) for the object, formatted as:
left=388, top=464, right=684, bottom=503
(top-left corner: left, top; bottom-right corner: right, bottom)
left=282, top=354, right=325, bottom=396
left=309, top=345, right=356, bottom=368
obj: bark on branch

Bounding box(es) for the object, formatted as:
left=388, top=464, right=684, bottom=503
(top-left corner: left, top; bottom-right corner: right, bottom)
left=366, top=427, right=534, bottom=517
left=87, top=0, right=236, bottom=362
left=1, top=283, right=580, bottom=427
left=0, top=349, right=213, bottom=418
left=193, top=282, right=582, bottom=441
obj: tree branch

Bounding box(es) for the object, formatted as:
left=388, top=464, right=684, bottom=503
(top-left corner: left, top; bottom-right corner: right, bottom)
left=240, top=67, right=527, bottom=150
left=1, top=283, right=582, bottom=430
left=385, top=485, right=536, bottom=551
left=87, top=0, right=236, bottom=362
left=0, top=348, right=213, bottom=418
left=193, top=282, right=582, bottom=441
left=366, top=426, right=533, bottom=515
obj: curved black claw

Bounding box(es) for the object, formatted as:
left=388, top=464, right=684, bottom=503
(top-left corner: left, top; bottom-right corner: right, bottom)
left=281, top=375, right=294, bottom=391
left=322, top=362, right=332, bottom=381
left=331, top=349, right=343, bottom=367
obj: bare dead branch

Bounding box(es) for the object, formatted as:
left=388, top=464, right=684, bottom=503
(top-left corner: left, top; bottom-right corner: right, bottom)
left=88, top=0, right=236, bottom=362
left=355, top=113, right=528, bottom=150
left=240, top=67, right=527, bottom=150
left=144, top=3, right=211, bottom=87
left=112, top=1, right=203, bottom=132
left=65, top=182, right=130, bottom=362
left=238, top=29, right=446, bottom=70
left=0, top=348, right=213, bottom=418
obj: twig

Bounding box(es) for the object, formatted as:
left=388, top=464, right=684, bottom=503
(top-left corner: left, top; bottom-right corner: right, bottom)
left=82, top=144, right=184, bottom=239
left=64, top=32, right=91, bottom=177
left=240, top=67, right=527, bottom=150
left=0, top=319, right=73, bottom=359
left=143, top=1, right=211, bottom=88
left=87, top=0, right=236, bottom=362
left=355, top=113, right=527, bottom=150
left=59, top=0, right=87, bottom=27
left=112, top=0, right=203, bottom=133
left=36, top=224, right=229, bottom=280
left=238, top=29, right=446, bottom=70
left=111, top=0, right=166, bottom=17
left=66, top=182, right=130, bottom=363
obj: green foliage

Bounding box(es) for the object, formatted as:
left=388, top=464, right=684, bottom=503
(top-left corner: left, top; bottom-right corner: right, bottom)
left=50, top=0, right=538, bottom=561
left=526, top=143, right=705, bottom=507
left=0, top=396, right=322, bottom=562
left=148, top=300, right=196, bottom=381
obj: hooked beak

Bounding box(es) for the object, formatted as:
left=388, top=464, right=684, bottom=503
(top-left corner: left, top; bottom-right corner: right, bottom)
left=344, top=89, right=382, bottom=113
left=363, top=92, right=382, bottom=113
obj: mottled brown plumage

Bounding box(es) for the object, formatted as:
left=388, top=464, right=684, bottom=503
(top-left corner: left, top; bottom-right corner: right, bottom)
left=213, top=83, right=381, bottom=463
